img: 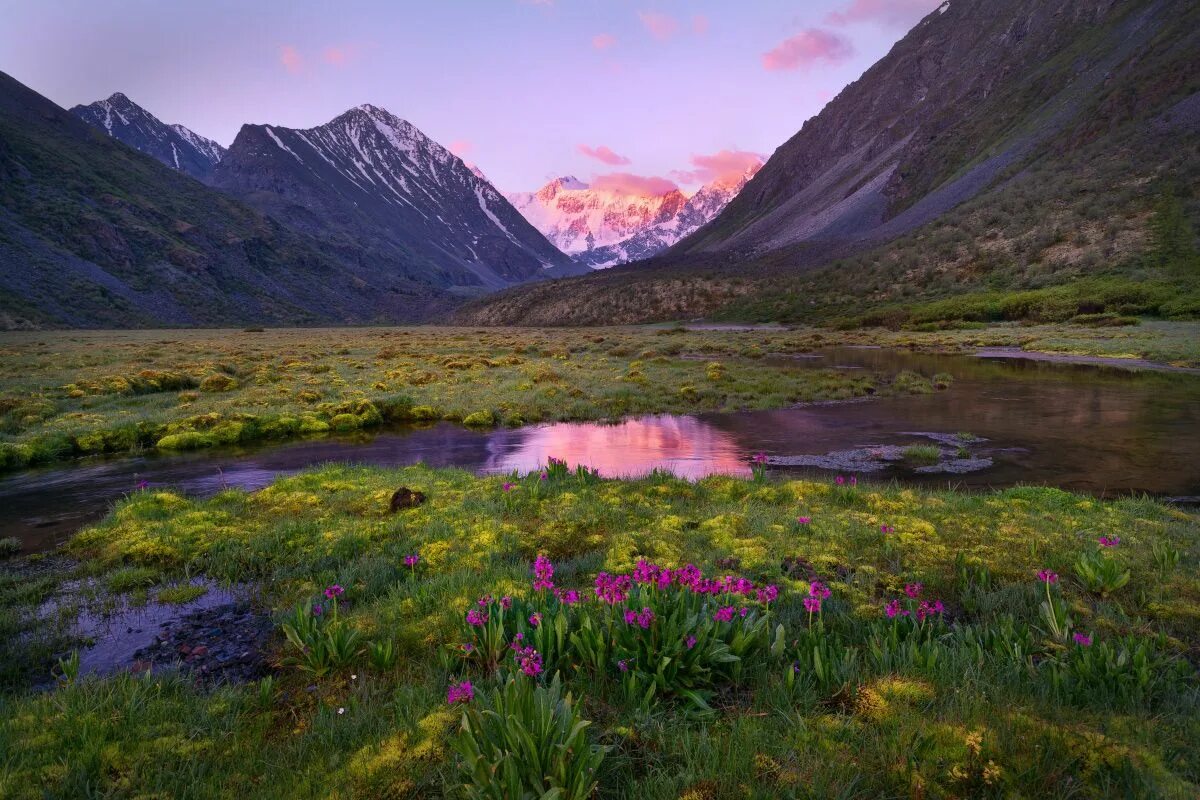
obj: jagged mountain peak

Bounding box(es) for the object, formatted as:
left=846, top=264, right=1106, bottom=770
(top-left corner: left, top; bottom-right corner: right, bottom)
left=70, top=92, right=226, bottom=180
left=212, top=107, right=584, bottom=291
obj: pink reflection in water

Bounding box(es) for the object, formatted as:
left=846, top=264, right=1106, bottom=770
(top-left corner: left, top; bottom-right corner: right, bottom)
left=484, top=415, right=751, bottom=480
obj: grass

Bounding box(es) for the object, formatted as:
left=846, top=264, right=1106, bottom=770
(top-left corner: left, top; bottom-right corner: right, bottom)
left=0, top=462, right=1197, bottom=797
left=0, top=326, right=953, bottom=473
left=902, top=444, right=942, bottom=465
left=3, top=322, right=1198, bottom=476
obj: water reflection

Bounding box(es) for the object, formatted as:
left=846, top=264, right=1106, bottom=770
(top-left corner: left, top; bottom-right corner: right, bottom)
left=485, top=415, right=750, bottom=480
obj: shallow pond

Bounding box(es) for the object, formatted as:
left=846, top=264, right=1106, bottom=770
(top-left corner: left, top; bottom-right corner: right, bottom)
left=3, top=347, right=1199, bottom=552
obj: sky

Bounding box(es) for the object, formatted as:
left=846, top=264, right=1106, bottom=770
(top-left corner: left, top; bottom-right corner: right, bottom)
left=1, top=0, right=941, bottom=194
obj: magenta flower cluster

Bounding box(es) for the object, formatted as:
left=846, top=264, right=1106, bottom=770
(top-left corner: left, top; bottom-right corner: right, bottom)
left=447, top=680, right=474, bottom=704
left=884, top=582, right=945, bottom=621
left=1098, top=536, right=1120, bottom=548
left=1037, top=569, right=1059, bottom=584
left=623, top=607, right=655, bottom=629
left=323, top=584, right=344, bottom=600
left=512, top=645, right=544, bottom=677
left=804, top=580, right=832, bottom=614
left=595, top=560, right=780, bottom=608
left=532, top=554, right=555, bottom=591
left=835, top=475, right=857, bottom=487
left=466, top=608, right=488, bottom=627
left=403, top=553, right=420, bottom=567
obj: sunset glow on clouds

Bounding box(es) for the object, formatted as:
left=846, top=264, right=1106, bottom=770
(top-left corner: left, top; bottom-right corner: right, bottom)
left=762, top=29, right=854, bottom=71
left=591, top=173, right=680, bottom=197
left=5, top=1, right=931, bottom=193
left=578, top=144, right=631, bottom=166
left=279, top=45, right=303, bottom=74
left=670, top=149, right=764, bottom=186
left=637, top=11, right=680, bottom=41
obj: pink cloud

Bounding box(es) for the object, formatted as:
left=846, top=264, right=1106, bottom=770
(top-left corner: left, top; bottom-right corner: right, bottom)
left=591, top=172, right=679, bottom=197
left=448, top=139, right=474, bottom=157
left=669, top=150, right=765, bottom=186
left=322, top=46, right=351, bottom=66
left=692, top=14, right=710, bottom=35
left=762, top=29, right=853, bottom=71
left=638, top=11, right=679, bottom=40
left=592, top=33, right=617, bottom=50
left=578, top=144, right=632, bottom=166
left=279, top=45, right=303, bottom=74
left=826, top=0, right=942, bottom=27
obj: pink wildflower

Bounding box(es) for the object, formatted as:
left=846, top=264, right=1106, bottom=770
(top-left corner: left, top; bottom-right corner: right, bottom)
left=904, top=583, right=923, bottom=598
left=532, top=554, right=555, bottom=591
left=447, top=681, right=474, bottom=704
left=809, top=581, right=831, bottom=600
left=713, top=606, right=735, bottom=623
left=1073, top=632, right=1092, bottom=646
left=1037, top=569, right=1059, bottom=584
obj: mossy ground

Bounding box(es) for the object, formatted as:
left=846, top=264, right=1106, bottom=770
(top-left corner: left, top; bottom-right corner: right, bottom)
left=2, top=322, right=1196, bottom=474
left=1, top=463, right=1197, bottom=797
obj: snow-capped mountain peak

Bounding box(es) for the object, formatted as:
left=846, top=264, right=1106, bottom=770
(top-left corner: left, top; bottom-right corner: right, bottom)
left=70, top=93, right=226, bottom=180
left=507, top=160, right=762, bottom=268
left=211, top=104, right=585, bottom=290
left=506, top=177, right=688, bottom=256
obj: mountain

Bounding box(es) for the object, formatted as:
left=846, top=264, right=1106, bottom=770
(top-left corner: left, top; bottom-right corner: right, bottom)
left=0, top=72, right=455, bottom=329
left=211, top=105, right=586, bottom=291
left=577, top=164, right=761, bottom=268
left=71, top=93, right=226, bottom=181
left=506, top=177, right=688, bottom=262
left=456, top=0, right=1200, bottom=326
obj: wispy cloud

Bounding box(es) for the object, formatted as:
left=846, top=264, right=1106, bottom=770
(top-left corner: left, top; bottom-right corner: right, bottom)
left=670, top=149, right=765, bottom=185
left=448, top=139, right=474, bottom=157
left=692, top=14, right=710, bottom=35
left=279, top=44, right=303, bottom=74
left=592, top=33, right=617, bottom=50
left=591, top=172, right=679, bottom=196
left=322, top=45, right=357, bottom=67
left=825, top=0, right=942, bottom=27
left=638, top=11, right=679, bottom=41
left=762, top=29, right=853, bottom=71
left=578, top=144, right=632, bottom=166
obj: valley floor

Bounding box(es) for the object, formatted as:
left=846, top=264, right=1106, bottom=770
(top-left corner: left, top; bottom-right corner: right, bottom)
left=2, top=321, right=1196, bottom=474
left=0, top=464, right=1197, bottom=797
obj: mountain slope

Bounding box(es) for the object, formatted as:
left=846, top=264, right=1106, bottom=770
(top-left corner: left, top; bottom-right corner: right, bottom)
left=71, top=93, right=226, bottom=181
left=456, top=0, right=1200, bottom=326
left=507, top=177, right=687, bottom=263
left=0, top=72, right=454, bottom=329
left=211, top=106, right=585, bottom=292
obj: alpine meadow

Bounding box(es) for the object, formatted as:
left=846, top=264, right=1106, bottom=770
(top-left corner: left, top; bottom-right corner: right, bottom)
left=1, top=1, right=1199, bottom=798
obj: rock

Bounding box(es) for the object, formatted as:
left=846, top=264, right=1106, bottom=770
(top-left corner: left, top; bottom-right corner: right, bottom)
left=389, top=487, right=426, bottom=512
left=191, top=645, right=209, bottom=657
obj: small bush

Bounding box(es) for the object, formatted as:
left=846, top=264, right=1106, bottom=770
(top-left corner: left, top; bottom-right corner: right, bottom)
left=451, top=674, right=606, bottom=800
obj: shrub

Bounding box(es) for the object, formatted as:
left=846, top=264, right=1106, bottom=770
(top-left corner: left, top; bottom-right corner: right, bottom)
left=450, top=674, right=606, bottom=800
left=0, top=537, right=20, bottom=558
left=199, top=374, right=238, bottom=393
left=1073, top=550, right=1130, bottom=597
left=280, top=594, right=363, bottom=677
left=462, top=410, right=496, bottom=428
left=155, top=431, right=217, bottom=450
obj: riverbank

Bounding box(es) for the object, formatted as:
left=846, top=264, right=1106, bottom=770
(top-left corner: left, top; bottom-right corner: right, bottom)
left=1, top=463, right=1197, bottom=797
left=4, top=321, right=1196, bottom=476
left=0, top=327, right=951, bottom=474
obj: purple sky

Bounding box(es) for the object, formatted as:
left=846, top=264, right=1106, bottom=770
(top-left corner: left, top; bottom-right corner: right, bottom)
left=2, top=0, right=940, bottom=193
